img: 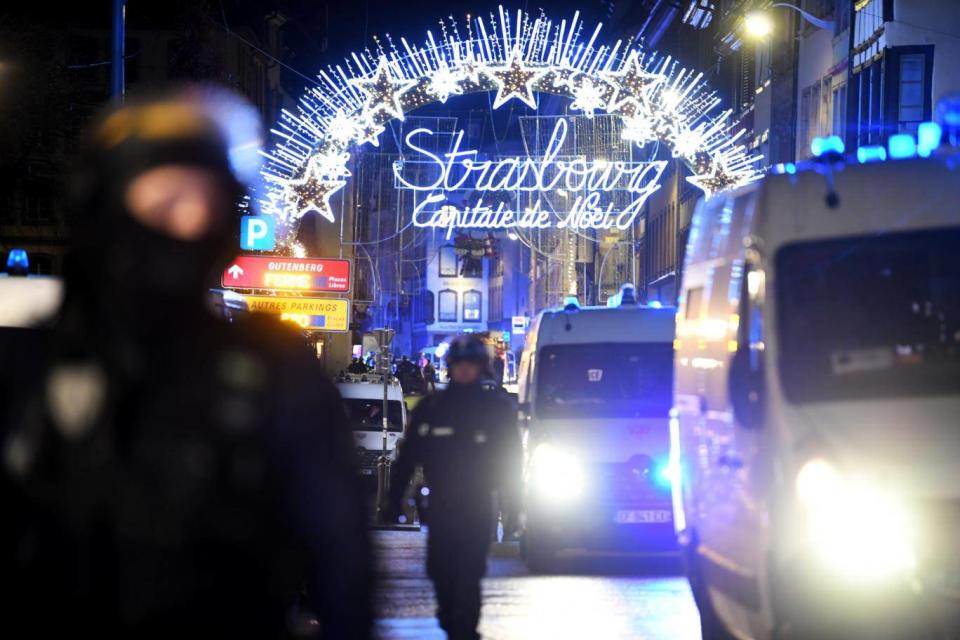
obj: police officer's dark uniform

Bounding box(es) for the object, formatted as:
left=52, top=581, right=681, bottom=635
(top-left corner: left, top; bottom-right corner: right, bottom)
left=1, top=92, right=372, bottom=638
left=386, top=336, right=521, bottom=640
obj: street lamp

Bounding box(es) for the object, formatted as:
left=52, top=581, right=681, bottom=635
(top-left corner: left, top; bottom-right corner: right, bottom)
left=373, top=327, right=395, bottom=525
left=744, top=2, right=834, bottom=39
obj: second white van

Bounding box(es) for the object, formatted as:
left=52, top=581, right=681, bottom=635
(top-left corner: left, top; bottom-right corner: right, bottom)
left=518, top=301, right=677, bottom=570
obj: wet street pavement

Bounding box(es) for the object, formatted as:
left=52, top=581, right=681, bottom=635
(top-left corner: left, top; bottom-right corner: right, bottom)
left=373, top=529, right=701, bottom=640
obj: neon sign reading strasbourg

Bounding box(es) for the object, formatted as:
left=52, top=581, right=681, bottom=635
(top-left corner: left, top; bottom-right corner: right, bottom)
left=393, top=119, right=668, bottom=238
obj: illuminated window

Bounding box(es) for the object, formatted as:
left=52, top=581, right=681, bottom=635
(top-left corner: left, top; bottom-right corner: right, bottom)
left=463, top=290, right=482, bottom=322
left=439, top=245, right=458, bottom=277
left=438, top=289, right=457, bottom=322
left=898, top=53, right=926, bottom=124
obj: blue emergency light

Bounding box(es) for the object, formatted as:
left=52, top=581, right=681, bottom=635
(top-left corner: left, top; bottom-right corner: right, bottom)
left=856, top=145, right=887, bottom=164
left=810, top=135, right=845, bottom=158
left=888, top=134, right=917, bottom=159
left=6, top=248, right=29, bottom=274
left=917, top=121, right=943, bottom=157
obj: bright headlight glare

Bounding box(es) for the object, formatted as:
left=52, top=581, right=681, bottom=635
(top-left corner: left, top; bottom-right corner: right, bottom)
left=531, top=443, right=584, bottom=502
left=796, top=458, right=916, bottom=581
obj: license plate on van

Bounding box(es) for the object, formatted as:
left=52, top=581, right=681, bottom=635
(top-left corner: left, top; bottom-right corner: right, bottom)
left=614, top=510, right=672, bottom=524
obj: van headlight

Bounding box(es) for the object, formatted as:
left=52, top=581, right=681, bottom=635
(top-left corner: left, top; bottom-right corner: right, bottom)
left=796, top=458, right=915, bottom=581
left=531, top=443, right=584, bottom=503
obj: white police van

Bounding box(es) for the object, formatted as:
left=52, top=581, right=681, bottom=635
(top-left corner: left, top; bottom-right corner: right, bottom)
left=674, top=125, right=960, bottom=638
left=335, top=372, right=406, bottom=477
left=518, top=297, right=677, bottom=570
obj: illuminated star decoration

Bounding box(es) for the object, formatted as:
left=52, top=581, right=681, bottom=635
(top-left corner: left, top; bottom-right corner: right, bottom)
left=458, top=55, right=484, bottom=85
left=355, top=117, right=385, bottom=148
left=351, top=57, right=416, bottom=121
left=285, top=166, right=346, bottom=223
left=686, top=162, right=737, bottom=199
left=603, top=51, right=664, bottom=115
left=489, top=47, right=543, bottom=110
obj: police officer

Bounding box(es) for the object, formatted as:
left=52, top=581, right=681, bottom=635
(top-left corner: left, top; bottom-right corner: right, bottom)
left=347, top=356, right=369, bottom=374
left=384, top=334, right=521, bottom=640
left=1, top=88, right=371, bottom=638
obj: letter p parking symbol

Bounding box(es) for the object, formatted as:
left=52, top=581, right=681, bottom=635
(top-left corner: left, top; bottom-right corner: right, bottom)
left=241, top=215, right=275, bottom=251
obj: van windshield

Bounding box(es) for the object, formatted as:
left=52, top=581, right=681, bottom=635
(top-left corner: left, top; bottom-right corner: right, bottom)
left=342, top=398, right=405, bottom=432
left=777, top=228, right=960, bottom=403
left=537, top=343, right=673, bottom=419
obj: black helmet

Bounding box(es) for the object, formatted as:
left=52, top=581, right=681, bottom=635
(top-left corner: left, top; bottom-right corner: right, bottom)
left=446, top=334, right=489, bottom=366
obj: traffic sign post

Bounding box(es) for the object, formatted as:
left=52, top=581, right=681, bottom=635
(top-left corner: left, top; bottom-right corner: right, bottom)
left=222, top=256, right=351, bottom=292
left=240, top=295, right=350, bottom=332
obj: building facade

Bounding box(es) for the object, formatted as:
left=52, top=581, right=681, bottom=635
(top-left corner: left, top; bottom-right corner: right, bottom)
left=632, top=0, right=960, bottom=305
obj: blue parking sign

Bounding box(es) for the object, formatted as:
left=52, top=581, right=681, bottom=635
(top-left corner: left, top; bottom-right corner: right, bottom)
left=240, top=215, right=276, bottom=251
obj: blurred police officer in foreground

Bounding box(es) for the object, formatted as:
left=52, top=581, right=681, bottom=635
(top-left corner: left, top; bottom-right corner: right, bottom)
left=1, top=87, right=371, bottom=638
left=384, top=334, right=521, bottom=640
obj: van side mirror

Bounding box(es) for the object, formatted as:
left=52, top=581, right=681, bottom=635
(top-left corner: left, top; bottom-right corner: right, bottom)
left=729, top=347, right=764, bottom=429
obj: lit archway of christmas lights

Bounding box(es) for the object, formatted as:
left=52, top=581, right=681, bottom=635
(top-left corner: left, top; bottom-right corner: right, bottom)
left=259, top=6, right=762, bottom=253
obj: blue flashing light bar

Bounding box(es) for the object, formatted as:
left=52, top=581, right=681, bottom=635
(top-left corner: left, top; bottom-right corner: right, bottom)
left=856, top=145, right=887, bottom=164
left=6, top=248, right=29, bottom=272
left=917, top=121, right=943, bottom=157
left=888, top=134, right=917, bottom=159
left=811, top=135, right=845, bottom=158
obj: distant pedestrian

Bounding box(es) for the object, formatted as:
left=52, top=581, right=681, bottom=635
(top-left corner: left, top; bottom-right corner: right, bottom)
left=422, top=358, right=437, bottom=393
left=384, top=334, right=521, bottom=640
left=1, top=87, right=372, bottom=638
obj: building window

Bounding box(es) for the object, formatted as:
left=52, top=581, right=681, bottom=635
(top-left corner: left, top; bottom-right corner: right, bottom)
left=463, top=290, right=482, bottom=322
left=461, top=256, right=483, bottom=278
left=489, top=282, right=503, bottom=322
left=418, top=290, right=435, bottom=324
left=854, top=61, right=883, bottom=147
left=439, top=245, right=458, bottom=277
left=438, top=289, right=457, bottom=322
left=832, top=83, right=848, bottom=141
left=835, top=0, right=851, bottom=35
left=898, top=54, right=926, bottom=124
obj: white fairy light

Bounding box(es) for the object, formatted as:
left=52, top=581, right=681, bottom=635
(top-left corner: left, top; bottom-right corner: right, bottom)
left=676, top=127, right=707, bottom=158
left=326, top=110, right=362, bottom=145
left=621, top=115, right=656, bottom=146
left=428, top=64, right=464, bottom=103
left=570, top=76, right=607, bottom=118
left=309, top=151, right=351, bottom=179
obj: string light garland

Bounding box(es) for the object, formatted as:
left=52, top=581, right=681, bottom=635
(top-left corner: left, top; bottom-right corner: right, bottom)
left=260, top=6, right=762, bottom=253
